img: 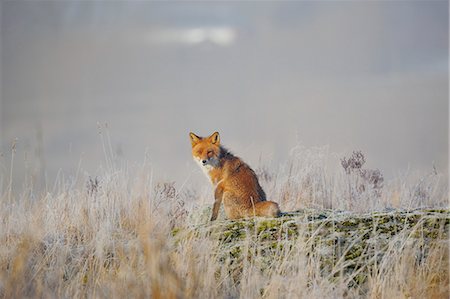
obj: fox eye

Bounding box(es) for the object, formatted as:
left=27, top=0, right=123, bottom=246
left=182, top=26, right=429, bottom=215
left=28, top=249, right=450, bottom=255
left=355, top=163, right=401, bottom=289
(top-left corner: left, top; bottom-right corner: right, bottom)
left=207, top=150, right=213, bottom=155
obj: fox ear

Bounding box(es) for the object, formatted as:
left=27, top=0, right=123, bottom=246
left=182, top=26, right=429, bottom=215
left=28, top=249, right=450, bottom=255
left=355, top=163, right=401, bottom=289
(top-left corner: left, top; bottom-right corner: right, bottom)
left=208, top=132, right=220, bottom=145
left=189, top=132, right=201, bottom=146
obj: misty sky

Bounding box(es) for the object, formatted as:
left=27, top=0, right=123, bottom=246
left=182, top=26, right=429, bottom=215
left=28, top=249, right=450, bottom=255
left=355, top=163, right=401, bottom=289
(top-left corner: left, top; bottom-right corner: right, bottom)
left=1, top=1, right=448, bottom=189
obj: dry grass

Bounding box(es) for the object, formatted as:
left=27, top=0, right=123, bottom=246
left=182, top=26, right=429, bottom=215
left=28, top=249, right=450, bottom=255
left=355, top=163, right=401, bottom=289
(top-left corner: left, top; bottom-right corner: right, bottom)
left=0, top=143, right=448, bottom=298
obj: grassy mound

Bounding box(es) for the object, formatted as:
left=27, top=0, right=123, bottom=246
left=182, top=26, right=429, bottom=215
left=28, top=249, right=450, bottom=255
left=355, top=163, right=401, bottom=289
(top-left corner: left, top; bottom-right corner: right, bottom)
left=175, top=208, right=449, bottom=289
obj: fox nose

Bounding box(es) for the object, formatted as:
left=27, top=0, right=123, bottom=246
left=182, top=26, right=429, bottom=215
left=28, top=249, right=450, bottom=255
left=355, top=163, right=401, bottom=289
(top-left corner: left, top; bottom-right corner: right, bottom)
left=202, top=160, right=207, bottom=165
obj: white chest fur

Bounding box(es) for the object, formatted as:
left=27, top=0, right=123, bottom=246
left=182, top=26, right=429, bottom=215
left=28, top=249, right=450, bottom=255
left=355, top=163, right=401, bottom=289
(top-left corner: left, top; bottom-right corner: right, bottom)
left=194, top=158, right=213, bottom=182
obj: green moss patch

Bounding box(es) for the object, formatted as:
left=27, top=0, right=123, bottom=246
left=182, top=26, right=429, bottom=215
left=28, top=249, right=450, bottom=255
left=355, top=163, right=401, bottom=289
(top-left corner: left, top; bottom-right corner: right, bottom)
left=174, top=208, right=449, bottom=288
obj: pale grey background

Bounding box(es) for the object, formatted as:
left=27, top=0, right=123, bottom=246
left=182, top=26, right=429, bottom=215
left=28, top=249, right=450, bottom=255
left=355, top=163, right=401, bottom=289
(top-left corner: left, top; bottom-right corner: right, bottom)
left=1, top=1, right=448, bottom=190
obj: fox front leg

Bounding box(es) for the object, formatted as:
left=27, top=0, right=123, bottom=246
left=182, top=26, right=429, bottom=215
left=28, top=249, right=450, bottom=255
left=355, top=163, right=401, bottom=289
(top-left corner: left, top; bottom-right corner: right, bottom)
left=211, top=185, right=224, bottom=221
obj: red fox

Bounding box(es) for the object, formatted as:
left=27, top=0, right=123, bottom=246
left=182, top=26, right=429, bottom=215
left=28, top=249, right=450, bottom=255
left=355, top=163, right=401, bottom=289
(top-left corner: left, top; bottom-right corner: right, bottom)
left=189, top=131, right=281, bottom=221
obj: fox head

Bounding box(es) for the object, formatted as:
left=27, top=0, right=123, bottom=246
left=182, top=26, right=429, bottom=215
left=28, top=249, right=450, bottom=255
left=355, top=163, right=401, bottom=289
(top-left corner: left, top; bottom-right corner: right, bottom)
left=189, top=131, right=221, bottom=170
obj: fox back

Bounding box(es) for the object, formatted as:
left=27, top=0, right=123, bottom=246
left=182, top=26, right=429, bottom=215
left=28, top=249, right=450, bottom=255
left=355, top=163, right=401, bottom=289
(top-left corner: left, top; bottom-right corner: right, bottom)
left=190, top=132, right=280, bottom=220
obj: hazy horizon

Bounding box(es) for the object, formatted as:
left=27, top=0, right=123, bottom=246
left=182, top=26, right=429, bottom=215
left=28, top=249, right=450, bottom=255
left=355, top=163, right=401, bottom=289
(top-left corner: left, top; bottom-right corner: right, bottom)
left=1, top=1, right=448, bottom=191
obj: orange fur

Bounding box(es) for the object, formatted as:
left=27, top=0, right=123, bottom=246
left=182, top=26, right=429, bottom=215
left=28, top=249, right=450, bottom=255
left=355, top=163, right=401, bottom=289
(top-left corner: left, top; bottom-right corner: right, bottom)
left=190, top=132, right=281, bottom=221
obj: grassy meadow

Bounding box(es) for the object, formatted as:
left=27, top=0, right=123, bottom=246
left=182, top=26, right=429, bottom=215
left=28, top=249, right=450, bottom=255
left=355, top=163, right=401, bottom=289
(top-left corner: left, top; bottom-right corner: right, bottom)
left=0, top=139, right=448, bottom=299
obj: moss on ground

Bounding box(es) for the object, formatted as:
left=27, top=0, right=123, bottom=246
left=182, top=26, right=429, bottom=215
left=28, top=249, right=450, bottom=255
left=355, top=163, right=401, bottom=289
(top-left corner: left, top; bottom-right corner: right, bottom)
left=174, top=208, right=449, bottom=287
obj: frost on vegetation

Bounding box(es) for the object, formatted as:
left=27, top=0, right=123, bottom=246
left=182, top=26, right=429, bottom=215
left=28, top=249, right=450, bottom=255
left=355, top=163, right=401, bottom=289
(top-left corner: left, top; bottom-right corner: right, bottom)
left=0, top=144, right=448, bottom=298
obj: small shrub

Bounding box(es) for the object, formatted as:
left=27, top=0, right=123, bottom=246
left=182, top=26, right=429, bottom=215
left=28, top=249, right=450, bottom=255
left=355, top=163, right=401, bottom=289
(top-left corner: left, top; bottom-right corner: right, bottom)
left=341, top=151, right=384, bottom=209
